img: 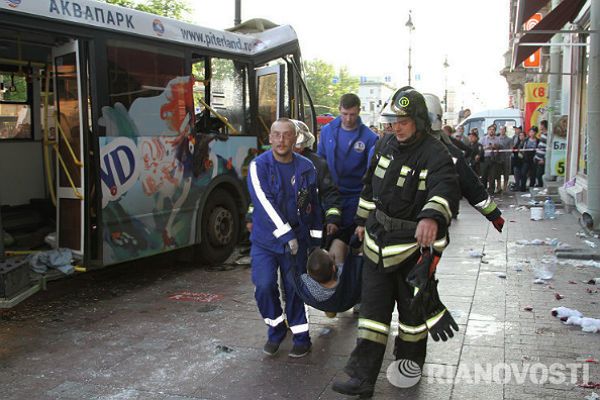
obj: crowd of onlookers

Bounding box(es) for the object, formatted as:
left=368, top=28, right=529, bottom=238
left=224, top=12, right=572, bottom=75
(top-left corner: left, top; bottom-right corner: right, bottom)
left=445, top=120, right=548, bottom=194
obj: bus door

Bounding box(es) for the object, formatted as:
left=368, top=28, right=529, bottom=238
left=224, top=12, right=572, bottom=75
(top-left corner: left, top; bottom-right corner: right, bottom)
left=52, top=41, right=85, bottom=255
left=256, top=64, right=284, bottom=143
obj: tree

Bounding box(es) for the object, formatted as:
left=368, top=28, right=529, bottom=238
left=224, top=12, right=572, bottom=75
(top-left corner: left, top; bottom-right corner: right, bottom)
left=303, top=59, right=360, bottom=116
left=102, top=0, right=191, bottom=20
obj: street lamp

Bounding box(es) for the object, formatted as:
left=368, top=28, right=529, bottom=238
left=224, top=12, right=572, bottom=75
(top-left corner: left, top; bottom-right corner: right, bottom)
left=405, top=10, right=414, bottom=86
left=443, top=55, right=449, bottom=124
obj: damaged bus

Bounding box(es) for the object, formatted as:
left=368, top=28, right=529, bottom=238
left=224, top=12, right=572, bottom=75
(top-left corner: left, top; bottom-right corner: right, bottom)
left=0, top=0, right=316, bottom=305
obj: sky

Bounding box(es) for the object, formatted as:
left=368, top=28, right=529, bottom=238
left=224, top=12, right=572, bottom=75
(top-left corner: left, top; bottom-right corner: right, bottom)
left=191, top=0, right=511, bottom=111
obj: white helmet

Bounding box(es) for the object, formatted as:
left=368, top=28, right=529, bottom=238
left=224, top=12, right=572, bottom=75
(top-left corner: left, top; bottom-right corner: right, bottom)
left=423, top=93, right=443, bottom=131
left=292, top=119, right=315, bottom=149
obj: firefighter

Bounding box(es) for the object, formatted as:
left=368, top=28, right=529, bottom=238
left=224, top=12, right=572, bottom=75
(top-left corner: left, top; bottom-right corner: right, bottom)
left=332, top=87, right=460, bottom=397
left=292, top=120, right=342, bottom=242
left=423, top=93, right=504, bottom=232
left=247, top=118, right=322, bottom=358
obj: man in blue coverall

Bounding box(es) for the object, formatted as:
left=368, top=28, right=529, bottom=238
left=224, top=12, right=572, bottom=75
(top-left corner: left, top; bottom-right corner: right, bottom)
left=247, top=118, right=322, bottom=358
left=317, top=94, right=378, bottom=263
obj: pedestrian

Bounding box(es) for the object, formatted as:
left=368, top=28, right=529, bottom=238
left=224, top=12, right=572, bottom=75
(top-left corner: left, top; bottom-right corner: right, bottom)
left=480, top=124, right=501, bottom=194
left=511, top=129, right=527, bottom=191
left=317, top=93, right=378, bottom=264
left=424, top=93, right=504, bottom=230
left=522, top=126, right=538, bottom=190
left=465, top=128, right=484, bottom=176
left=332, top=87, right=460, bottom=397
left=533, top=120, right=548, bottom=187
left=453, top=124, right=468, bottom=145
left=369, top=124, right=383, bottom=139
left=247, top=118, right=322, bottom=358
left=497, top=126, right=513, bottom=192
left=443, top=124, right=471, bottom=157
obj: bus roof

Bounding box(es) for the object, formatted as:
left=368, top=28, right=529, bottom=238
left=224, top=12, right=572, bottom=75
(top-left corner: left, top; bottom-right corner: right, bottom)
left=1, top=0, right=299, bottom=56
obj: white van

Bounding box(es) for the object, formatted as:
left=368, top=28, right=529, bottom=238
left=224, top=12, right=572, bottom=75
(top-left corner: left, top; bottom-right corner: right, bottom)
left=457, top=109, right=523, bottom=138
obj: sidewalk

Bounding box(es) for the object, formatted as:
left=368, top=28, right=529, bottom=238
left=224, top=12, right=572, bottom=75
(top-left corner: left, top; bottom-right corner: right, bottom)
left=0, top=193, right=599, bottom=399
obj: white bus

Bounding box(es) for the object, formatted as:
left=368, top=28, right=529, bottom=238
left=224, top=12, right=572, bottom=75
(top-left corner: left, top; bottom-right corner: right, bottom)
left=0, top=0, right=316, bottom=275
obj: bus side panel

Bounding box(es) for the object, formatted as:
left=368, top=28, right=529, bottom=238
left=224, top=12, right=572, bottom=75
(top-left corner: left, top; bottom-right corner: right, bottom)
left=97, top=76, right=255, bottom=265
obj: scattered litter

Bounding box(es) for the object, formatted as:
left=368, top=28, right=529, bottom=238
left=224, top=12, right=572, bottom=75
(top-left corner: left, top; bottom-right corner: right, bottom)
left=588, top=278, right=599, bottom=285
left=235, top=256, right=252, bottom=265
left=579, top=382, right=600, bottom=389
left=554, top=210, right=564, bottom=215
left=523, top=306, right=533, bottom=311
left=516, top=238, right=560, bottom=246
left=552, top=307, right=600, bottom=333
left=568, top=280, right=578, bottom=284
left=481, top=260, right=489, bottom=264
left=576, top=232, right=588, bottom=238
left=547, top=284, right=555, bottom=290
left=585, top=358, right=599, bottom=364
left=534, top=264, right=556, bottom=280
left=514, top=265, right=523, bottom=272
left=584, top=240, right=598, bottom=249
left=587, top=288, right=599, bottom=294
left=533, top=278, right=546, bottom=284
left=215, top=345, right=234, bottom=354
left=509, top=220, right=516, bottom=223
left=319, top=327, right=332, bottom=337
left=468, top=250, right=484, bottom=258
left=514, top=206, right=528, bottom=212
left=28, top=248, right=74, bottom=275
left=584, top=392, right=599, bottom=400
left=554, top=293, right=565, bottom=300
left=495, top=272, right=507, bottom=279
left=551, top=306, right=582, bottom=320
left=558, top=259, right=600, bottom=269
left=521, top=193, right=532, bottom=198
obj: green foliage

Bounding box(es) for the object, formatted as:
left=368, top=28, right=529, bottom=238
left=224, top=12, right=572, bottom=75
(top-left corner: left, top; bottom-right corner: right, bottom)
left=1, top=73, right=28, bottom=102
left=303, top=59, right=360, bottom=115
left=102, top=0, right=191, bottom=20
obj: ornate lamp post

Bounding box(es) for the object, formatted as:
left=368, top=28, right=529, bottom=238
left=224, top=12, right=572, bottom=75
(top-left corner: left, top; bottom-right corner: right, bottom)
left=406, top=10, right=415, bottom=86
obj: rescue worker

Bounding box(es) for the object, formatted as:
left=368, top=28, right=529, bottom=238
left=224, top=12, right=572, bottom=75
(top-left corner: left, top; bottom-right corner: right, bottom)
left=246, top=121, right=342, bottom=243
left=292, top=120, right=342, bottom=241
left=317, top=94, right=378, bottom=263
left=247, top=118, right=322, bottom=358
left=423, top=93, right=504, bottom=232
left=332, top=87, right=460, bottom=397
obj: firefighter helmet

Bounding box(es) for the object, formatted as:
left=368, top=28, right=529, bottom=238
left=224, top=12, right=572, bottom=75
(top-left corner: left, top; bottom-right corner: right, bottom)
left=380, top=86, right=431, bottom=133
left=423, top=93, right=443, bottom=131
left=292, top=119, right=315, bottom=149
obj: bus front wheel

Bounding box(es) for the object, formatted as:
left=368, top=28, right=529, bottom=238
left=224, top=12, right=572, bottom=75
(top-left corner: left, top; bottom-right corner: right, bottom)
left=197, top=188, right=239, bottom=265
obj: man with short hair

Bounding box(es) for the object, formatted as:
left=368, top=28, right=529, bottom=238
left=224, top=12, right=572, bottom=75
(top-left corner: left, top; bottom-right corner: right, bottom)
left=533, top=120, right=548, bottom=187
left=318, top=94, right=378, bottom=264
left=247, top=118, right=322, bottom=358
left=480, top=125, right=502, bottom=194
left=497, top=126, right=514, bottom=192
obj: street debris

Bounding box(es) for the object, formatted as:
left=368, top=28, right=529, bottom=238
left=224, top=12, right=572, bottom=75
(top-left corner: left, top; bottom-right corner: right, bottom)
left=568, top=280, right=578, bottom=284
left=587, top=288, right=599, bottom=294
left=588, top=278, right=599, bottom=284
left=554, top=293, right=565, bottom=300
left=319, top=327, right=332, bottom=337
left=495, top=272, right=507, bottom=279
left=516, top=238, right=561, bottom=247
left=215, top=345, right=234, bottom=354
left=584, top=392, right=599, bottom=400
left=514, top=264, right=523, bottom=272
left=533, top=278, right=546, bottom=284
left=523, top=306, right=533, bottom=311
left=521, top=193, right=532, bottom=198
left=534, top=263, right=556, bottom=280
left=552, top=306, right=600, bottom=333
left=468, top=250, right=484, bottom=258
left=584, top=240, right=598, bottom=249
left=579, top=382, right=600, bottom=389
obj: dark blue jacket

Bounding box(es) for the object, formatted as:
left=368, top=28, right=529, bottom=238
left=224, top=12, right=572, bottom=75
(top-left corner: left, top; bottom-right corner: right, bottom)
left=247, top=150, right=322, bottom=253
left=317, top=116, right=378, bottom=196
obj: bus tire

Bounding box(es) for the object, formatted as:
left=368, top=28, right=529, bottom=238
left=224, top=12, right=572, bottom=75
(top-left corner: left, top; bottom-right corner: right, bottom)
left=196, top=188, right=239, bottom=266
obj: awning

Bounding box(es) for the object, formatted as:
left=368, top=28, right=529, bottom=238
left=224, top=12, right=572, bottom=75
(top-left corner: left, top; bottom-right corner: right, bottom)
left=513, top=0, right=587, bottom=68
left=515, top=0, right=551, bottom=30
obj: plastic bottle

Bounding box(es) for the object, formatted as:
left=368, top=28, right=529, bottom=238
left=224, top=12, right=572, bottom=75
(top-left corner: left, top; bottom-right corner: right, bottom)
left=544, top=196, right=556, bottom=219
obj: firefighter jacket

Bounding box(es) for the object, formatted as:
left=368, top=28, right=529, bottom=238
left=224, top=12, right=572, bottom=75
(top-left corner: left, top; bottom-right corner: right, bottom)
left=301, top=148, right=342, bottom=227
left=355, top=133, right=459, bottom=272
left=438, top=133, right=502, bottom=221
left=247, top=151, right=322, bottom=253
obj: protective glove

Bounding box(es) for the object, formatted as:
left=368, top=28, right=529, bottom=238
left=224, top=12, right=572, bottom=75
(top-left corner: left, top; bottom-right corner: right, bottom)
left=420, top=279, right=459, bottom=342
left=406, top=248, right=441, bottom=296
left=287, top=238, right=299, bottom=255
left=491, top=216, right=505, bottom=233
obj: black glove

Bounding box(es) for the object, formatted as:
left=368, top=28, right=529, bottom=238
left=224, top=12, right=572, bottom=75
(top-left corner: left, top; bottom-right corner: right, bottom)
left=420, top=279, right=459, bottom=342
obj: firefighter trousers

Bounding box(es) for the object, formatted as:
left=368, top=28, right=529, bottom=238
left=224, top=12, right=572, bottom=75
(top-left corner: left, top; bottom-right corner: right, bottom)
left=344, top=255, right=427, bottom=384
